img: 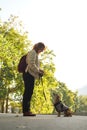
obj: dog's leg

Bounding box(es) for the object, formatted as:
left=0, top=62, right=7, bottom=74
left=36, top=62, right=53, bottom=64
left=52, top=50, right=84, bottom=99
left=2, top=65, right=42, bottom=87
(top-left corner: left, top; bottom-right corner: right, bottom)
left=57, top=112, right=61, bottom=117
left=67, top=109, right=72, bottom=117
left=64, top=111, right=67, bottom=117
left=64, top=109, right=72, bottom=117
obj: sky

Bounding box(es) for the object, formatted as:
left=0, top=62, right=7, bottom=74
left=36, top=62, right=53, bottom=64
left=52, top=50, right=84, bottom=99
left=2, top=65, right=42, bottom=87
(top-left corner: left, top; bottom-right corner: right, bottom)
left=0, top=0, right=87, bottom=91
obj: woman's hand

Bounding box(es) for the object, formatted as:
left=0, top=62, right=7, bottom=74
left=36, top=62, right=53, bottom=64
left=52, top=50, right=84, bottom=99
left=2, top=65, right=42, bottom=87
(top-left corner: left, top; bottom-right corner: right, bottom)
left=39, top=69, right=44, bottom=77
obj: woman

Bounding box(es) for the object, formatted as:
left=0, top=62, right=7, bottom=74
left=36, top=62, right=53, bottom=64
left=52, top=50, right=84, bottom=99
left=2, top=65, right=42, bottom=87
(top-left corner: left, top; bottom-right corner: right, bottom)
left=22, top=42, right=45, bottom=116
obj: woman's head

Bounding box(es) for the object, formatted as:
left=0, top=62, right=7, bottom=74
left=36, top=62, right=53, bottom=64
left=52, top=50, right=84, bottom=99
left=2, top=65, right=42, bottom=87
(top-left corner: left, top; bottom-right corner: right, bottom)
left=33, top=42, right=45, bottom=53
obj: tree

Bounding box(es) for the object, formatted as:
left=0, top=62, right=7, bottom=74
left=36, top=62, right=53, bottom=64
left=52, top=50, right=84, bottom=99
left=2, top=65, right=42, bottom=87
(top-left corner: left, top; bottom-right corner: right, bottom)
left=0, top=15, right=31, bottom=112
left=77, top=95, right=87, bottom=112
left=31, top=49, right=58, bottom=114
left=0, top=15, right=58, bottom=113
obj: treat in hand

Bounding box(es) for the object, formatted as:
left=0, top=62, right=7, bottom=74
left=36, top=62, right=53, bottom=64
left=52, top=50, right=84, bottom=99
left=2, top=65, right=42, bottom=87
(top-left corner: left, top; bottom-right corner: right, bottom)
left=39, top=69, right=44, bottom=77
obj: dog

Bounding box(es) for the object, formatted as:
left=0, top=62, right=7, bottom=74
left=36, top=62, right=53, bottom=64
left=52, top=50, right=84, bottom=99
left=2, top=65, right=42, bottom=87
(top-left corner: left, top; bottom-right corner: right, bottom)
left=52, top=93, right=72, bottom=117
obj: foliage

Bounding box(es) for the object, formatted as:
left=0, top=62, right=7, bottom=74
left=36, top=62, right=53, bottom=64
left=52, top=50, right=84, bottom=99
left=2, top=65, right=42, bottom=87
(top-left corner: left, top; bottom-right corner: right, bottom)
left=76, top=95, right=87, bottom=112
left=0, top=15, right=31, bottom=112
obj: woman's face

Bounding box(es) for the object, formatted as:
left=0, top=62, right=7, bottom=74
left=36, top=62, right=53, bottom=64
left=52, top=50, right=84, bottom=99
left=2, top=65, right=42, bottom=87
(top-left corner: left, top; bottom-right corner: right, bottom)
left=38, top=48, right=44, bottom=54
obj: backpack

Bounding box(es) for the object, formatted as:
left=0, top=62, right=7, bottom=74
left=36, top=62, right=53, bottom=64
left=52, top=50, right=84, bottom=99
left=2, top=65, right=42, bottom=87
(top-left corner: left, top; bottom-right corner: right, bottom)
left=18, top=54, right=27, bottom=73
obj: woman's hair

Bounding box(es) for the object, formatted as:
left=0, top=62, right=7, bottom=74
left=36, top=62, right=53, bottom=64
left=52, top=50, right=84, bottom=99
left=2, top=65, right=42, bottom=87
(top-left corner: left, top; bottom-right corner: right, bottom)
left=33, top=42, right=45, bottom=53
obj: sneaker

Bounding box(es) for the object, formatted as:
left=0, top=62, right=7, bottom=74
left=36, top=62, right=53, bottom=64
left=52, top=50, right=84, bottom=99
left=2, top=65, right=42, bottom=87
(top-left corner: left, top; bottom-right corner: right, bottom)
left=23, top=112, right=36, bottom=116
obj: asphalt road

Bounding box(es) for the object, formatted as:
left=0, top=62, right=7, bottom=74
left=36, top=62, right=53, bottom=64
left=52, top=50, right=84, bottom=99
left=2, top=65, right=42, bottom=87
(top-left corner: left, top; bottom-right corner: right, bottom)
left=0, top=113, right=87, bottom=130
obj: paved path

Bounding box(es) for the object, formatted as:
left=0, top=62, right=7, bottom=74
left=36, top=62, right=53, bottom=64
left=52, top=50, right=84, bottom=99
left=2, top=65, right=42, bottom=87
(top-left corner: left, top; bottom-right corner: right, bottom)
left=0, top=113, right=87, bottom=130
